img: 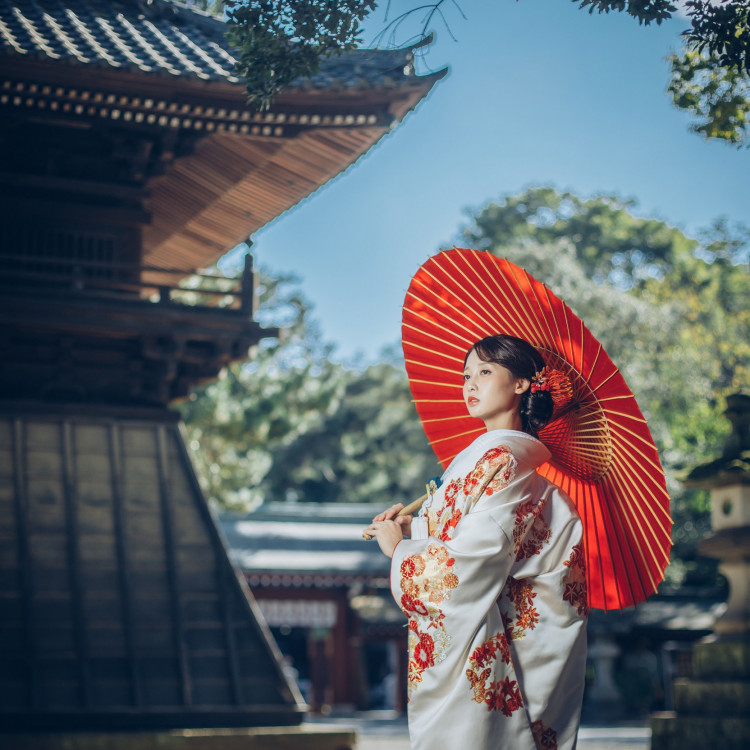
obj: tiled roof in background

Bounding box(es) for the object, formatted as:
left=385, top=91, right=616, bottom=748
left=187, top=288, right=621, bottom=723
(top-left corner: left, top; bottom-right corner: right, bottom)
left=0, top=0, right=423, bottom=89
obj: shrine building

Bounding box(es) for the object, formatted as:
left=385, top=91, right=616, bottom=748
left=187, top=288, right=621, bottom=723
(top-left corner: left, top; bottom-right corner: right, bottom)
left=0, top=0, right=443, bottom=740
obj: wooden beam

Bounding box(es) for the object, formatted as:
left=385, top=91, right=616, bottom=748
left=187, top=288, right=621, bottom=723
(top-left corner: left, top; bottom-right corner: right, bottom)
left=60, top=420, right=92, bottom=708
left=11, top=418, right=39, bottom=710
left=155, top=426, right=192, bottom=707
left=108, top=423, right=143, bottom=708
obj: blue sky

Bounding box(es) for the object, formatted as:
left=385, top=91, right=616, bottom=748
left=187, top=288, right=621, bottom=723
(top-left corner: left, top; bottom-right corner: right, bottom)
left=222, top=0, right=749, bottom=363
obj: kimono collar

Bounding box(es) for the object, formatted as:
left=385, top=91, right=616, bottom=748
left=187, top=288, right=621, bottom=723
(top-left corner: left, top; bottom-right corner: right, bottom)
left=468, top=429, right=552, bottom=471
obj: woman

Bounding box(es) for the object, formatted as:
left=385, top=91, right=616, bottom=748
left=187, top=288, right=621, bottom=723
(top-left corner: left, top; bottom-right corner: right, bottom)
left=365, top=334, right=587, bottom=750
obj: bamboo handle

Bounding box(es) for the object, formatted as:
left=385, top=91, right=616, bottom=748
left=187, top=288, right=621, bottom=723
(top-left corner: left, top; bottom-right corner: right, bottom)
left=361, top=492, right=428, bottom=541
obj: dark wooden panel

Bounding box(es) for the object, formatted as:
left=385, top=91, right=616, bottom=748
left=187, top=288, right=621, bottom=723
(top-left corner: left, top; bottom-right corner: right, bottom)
left=28, top=532, right=69, bottom=564
left=36, top=627, right=76, bottom=653
left=0, top=532, right=18, bottom=565
left=79, top=567, right=120, bottom=591
left=130, top=595, right=171, bottom=622
left=78, top=533, right=117, bottom=563
left=0, top=656, right=27, bottom=681
left=82, top=593, right=123, bottom=622
left=192, top=680, right=232, bottom=706
left=141, top=681, right=183, bottom=707
left=32, top=597, right=74, bottom=624
left=120, top=427, right=158, bottom=458
left=26, top=450, right=64, bottom=479
left=31, top=565, right=72, bottom=593
left=176, top=544, right=216, bottom=566
left=88, top=681, right=133, bottom=707
left=184, top=626, right=226, bottom=651
left=176, top=567, right=217, bottom=593
left=128, top=569, right=169, bottom=592
left=182, top=596, right=221, bottom=624
left=74, top=425, right=110, bottom=456
left=0, top=595, right=23, bottom=623
left=39, top=658, right=80, bottom=682
left=89, top=657, right=132, bottom=682
left=0, top=682, right=29, bottom=709
left=123, top=511, right=167, bottom=542
left=76, top=492, right=116, bottom=531
left=241, top=679, right=285, bottom=705
left=189, top=656, right=230, bottom=681
left=24, top=423, right=59, bottom=451
left=26, top=481, right=66, bottom=529
left=40, top=681, right=82, bottom=709
left=86, top=626, right=126, bottom=655
left=233, top=628, right=267, bottom=659
left=0, top=566, right=21, bottom=591
left=132, top=626, right=174, bottom=651
left=140, top=657, right=180, bottom=682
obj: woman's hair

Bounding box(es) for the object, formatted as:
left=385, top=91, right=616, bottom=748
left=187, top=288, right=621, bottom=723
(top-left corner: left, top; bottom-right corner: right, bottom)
left=464, top=334, right=554, bottom=435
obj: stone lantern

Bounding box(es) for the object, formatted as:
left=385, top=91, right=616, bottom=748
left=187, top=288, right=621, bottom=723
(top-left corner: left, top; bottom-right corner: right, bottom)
left=651, top=393, right=750, bottom=750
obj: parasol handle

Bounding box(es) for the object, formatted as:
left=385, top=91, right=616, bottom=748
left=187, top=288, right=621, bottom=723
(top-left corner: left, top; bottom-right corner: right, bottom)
left=361, top=492, right=428, bottom=541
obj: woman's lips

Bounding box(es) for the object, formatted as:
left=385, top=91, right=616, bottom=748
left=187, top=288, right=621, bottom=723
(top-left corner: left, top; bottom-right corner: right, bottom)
left=467, top=397, right=479, bottom=405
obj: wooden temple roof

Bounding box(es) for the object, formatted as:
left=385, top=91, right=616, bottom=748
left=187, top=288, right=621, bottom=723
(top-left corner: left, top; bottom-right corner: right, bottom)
left=0, top=0, right=445, bottom=271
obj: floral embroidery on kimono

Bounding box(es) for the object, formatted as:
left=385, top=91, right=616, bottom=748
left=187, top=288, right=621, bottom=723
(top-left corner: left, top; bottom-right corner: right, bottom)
left=501, top=576, right=540, bottom=640
left=465, top=632, right=524, bottom=716
left=398, top=543, right=459, bottom=695
left=428, top=445, right=517, bottom=541
left=563, top=541, right=588, bottom=616
left=531, top=719, right=559, bottom=749
left=390, top=429, right=587, bottom=750
left=513, top=496, right=551, bottom=558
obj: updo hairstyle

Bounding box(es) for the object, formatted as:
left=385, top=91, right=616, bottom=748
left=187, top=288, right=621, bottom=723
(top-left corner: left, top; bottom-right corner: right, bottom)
left=465, top=334, right=554, bottom=436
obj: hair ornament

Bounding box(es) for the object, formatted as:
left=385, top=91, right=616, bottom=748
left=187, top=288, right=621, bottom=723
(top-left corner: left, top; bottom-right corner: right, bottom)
left=530, top=366, right=573, bottom=407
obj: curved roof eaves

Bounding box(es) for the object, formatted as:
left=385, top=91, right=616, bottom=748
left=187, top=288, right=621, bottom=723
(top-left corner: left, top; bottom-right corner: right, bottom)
left=0, top=0, right=436, bottom=91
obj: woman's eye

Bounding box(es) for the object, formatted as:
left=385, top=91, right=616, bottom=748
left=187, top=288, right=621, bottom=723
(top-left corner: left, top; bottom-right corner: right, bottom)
left=481, top=369, right=491, bottom=375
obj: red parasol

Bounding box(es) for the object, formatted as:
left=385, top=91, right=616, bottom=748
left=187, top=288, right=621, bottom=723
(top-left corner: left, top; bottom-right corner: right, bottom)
left=402, top=248, right=672, bottom=611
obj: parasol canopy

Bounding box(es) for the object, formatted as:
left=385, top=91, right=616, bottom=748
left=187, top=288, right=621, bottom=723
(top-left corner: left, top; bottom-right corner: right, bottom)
left=402, top=248, right=672, bottom=611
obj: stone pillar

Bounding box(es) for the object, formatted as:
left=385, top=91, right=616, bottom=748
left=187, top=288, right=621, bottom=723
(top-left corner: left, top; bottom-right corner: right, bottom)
left=651, top=393, right=750, bottom=750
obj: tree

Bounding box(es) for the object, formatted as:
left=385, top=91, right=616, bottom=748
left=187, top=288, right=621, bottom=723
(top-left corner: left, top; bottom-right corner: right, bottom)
left=669, top=47, right=750, bottom=146
left=180, top=267, right=437, bottom=510
left=215, top=0, right=750, bottom=124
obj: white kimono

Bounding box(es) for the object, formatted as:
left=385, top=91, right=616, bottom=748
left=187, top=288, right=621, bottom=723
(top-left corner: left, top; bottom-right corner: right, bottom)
left=390, top=430, right=587, bottom=750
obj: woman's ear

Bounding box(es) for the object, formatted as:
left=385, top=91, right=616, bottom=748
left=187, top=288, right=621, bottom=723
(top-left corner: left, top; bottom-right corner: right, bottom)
left=515, top=378, right=530, bottom=395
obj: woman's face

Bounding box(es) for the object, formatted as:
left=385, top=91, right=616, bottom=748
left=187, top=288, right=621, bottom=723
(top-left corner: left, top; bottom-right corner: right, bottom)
left=463, top=349, right=528, bottom=430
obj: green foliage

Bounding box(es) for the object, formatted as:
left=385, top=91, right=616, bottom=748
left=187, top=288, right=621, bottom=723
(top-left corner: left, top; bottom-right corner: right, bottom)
left=224, top=0, right=376, bottom=109
left=685, top=0, right=750, bottom=74
left=180, top=267, right=436, bottom=510
left=669, top=47, right=750, bottom=146
left=461, top=186, right=696, bottom=285
left=576, top=1, right=676, bottom=25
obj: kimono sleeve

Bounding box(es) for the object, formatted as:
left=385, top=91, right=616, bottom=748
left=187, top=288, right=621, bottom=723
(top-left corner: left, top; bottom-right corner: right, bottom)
left=390, top=508, right=515, bottom=634
left=390, top=443, right=524, bottom=629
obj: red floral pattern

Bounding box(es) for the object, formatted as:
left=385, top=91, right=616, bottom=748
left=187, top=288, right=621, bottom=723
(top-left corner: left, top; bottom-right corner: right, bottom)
left=563, top=541, right=588, bottom=616
left=502, top=576, right=540, bottom=639
left=516, top=510, right=552, bottom=560
left=512, top=497, right=550, bottom=558
left=463, top=446, right=517, bottom=502
left=531, top=719, right=558, bottom=749
left=399, top=543, right=459, bottom=697
left=427, top=445, right=517, bottom=542
left=466, top=632, right=521, bottom=715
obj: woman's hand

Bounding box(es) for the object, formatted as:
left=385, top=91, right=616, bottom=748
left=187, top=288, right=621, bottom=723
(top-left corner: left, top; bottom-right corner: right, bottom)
left=373, top=503, right=413, bottom=538
left=363, top=519, right=403, bottom=558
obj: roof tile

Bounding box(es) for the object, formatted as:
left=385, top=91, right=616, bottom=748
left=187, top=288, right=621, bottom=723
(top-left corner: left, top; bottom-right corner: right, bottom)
left=0, top=0, right=426, bottom=90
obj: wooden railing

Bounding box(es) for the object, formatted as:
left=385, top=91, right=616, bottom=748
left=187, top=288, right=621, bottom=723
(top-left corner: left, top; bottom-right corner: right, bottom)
left=0, top=253, right=256, bottom=314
